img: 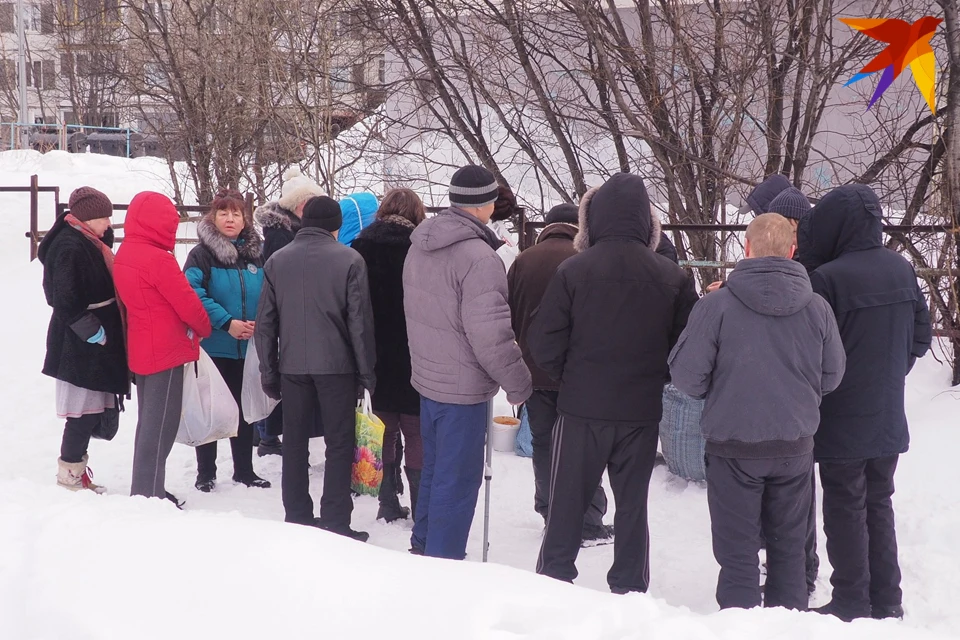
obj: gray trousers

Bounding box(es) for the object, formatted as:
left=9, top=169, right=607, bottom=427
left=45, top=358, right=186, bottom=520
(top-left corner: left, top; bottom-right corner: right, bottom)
left=131, top=366, right=184, bottom=499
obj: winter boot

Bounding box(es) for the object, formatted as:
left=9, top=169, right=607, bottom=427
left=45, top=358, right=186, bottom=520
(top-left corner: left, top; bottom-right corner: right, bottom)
left=377, top=463, right=410, bottom=522
left=257, top=437, right=282, bottom=457
left=317, top=520, right=370, bottom=543
left=404, top=466, right=422, bottom=523
left=165, top=491, right=185, bottom=510
left=872, top=605, right=904, bottom=621
left=57, top=457, right=106, bottom=494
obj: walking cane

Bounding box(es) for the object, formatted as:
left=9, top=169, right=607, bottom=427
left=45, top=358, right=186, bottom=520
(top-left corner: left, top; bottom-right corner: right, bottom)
left=482, top=398, right=493, bottom=562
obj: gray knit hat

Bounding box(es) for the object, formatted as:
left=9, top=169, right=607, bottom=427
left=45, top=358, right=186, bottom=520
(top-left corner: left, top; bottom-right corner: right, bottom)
left=768, top=187, right=812, bottom=221
left=449, top=165, right=499, bottom=209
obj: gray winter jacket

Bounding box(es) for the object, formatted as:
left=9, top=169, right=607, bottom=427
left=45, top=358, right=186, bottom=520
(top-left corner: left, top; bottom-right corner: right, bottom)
left=668, top=257, right=846, bottom=458
left=255, top=227, right=376, bottom=391
left=403, top=207, right=532, bottom=405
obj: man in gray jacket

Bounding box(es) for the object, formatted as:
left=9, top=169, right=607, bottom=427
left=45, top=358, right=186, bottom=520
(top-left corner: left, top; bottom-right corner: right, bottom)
left=256, top=196, right=376, bottom=541
left=403, top=164, right=533, bottom=560
left=669, top=214, right=846, bottom=611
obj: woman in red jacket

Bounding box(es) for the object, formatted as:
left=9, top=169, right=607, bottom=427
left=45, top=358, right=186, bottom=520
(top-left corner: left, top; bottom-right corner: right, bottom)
left=114, top=192, right=212, bottom=506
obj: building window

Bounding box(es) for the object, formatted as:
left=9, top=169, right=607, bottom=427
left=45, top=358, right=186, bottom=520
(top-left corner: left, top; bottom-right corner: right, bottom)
left=143, top=1, right=168, bottom=32
left=377, top=55, right=385, bottom=84
left=330, top=66, right=350, bottom=93
left=26, top=60, right=55, bottom=90
left=18, top=3, right=43, bottom=33
left=144, top=62, right=169, bottom=89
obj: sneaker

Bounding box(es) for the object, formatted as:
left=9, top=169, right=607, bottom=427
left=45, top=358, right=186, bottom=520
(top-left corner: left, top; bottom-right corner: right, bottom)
left=195, top=478, right=216, bottom=493
left=581, top=523, right=614, bottom=547
left=233, top=474, right=272, bottom=489
left=318, top=521, right=370, bottom=542
left=872, top=605, right=904, bottom=621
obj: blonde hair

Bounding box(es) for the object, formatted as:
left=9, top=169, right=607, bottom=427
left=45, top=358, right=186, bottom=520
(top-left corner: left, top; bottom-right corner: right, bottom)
left=746, top=213, right=796, bottom=258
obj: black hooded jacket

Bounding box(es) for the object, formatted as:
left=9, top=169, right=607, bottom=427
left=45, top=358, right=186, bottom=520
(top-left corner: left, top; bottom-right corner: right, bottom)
left=798, top=185, right=932, bottom=460
left=529, top=173, right=698, bottom=426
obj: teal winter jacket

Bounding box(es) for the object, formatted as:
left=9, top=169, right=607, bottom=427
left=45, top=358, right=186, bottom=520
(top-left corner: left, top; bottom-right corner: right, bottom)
left=184, top=218, right=265, bottom=359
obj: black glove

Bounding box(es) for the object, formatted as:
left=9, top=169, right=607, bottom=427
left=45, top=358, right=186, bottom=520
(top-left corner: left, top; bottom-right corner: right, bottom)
left=262, top=381, right=282, bottom=401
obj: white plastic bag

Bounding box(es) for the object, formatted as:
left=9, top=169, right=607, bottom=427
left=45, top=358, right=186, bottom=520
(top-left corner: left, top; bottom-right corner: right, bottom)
left=176, top=349, right=239, bottom=447
left=241, top=340, right=279, bottom=423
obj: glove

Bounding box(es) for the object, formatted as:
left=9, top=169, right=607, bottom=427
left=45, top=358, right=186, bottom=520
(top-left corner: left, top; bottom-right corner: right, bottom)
left=262, top=381, right=282, bottom=401
left=87, top=326, right=107, bottom=346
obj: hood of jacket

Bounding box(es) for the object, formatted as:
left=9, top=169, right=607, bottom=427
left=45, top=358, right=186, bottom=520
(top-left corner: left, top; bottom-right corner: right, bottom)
left=746, top=174, right=792, bottom=215
left=410, top=207, right=502, bottom=253
left=38, top=214, right=70, bottom=263
left=339, top=192, right=379, bottom=224
left=354, top=217, right=415, bottom=246
left=574, top=173, right=662, bottom=252
left=197, top=217, right=262, bottom=264
left=797, top=184, right=883, bottom=272
left=724, top=256, right=813, bottom=317
left=125, top=191, right=179, bottom=251
left=536, top=222, right=578, bottom=245
left=254, top=201, right=300, bottom=231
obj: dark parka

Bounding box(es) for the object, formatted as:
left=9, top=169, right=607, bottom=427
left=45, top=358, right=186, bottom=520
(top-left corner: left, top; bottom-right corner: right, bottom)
left=40, top=216, right=129, bottom=395
left=255, top=227, right=376, bottom=392
left=529, top=173, right=699, bottom=427
left=507, top=222, right=579, bottom=391
left=797, top=185, right=932, bottom=460
left=351, top=218, right=420, bottom=416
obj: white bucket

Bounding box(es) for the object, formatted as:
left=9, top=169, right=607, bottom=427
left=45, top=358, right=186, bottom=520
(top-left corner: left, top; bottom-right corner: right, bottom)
left=490, top=416, right=521, bottom=453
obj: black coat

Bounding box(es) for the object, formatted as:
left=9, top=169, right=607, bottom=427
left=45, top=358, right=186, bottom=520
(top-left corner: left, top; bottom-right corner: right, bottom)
left=254, top=202, right=301, bottom=261
left=530, top=174, right=698, bottom=426
left=351, top=219, right=420, bottom=415
left=798, top=185, right=932, bottom=460
left=39, top=216, right=129, bottom=395
left=256, top=227, right=376, bottom=392
left=508, top=222, right=579, bottom=391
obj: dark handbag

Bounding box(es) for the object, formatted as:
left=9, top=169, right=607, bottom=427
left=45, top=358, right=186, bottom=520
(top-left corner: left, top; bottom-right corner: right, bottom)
left=91, top=397, right=123, bottom=441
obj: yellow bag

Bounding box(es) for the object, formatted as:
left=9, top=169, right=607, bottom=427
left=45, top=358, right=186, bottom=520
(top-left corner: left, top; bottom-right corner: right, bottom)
left=351, top=390, right=385, bottom=496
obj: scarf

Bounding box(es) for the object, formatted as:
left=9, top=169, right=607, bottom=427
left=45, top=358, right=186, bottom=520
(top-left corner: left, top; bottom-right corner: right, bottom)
left=66, top=213, right=128, bottom=343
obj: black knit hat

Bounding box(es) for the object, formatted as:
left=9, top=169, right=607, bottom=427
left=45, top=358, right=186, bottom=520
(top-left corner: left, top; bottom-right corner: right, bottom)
left=545, top=203, right=578, bottom=225
left=767, top=187, right=812, bottom=221
left=302, top=196, right=343, bottom=232
left=746, top=174, right=792, bottom=216
left=68, top=187, right=113, bottom=222
left=449, top=165, right=499, bottom=209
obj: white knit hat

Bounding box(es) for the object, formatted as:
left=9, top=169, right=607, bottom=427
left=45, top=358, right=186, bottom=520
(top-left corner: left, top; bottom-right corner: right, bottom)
left=278, top=167, right=325, bottom=212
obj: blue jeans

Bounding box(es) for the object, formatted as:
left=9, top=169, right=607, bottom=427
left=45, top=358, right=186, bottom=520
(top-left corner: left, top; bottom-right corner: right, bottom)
left=410, top=397, right=488, bottom=560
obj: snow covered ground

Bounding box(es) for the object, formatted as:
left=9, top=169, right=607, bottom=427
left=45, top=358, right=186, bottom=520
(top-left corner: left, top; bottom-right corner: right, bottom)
left=1, top=151, right=959, bottom=639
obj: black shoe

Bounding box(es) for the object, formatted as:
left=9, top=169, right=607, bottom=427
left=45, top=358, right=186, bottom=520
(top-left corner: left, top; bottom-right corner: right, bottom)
left=233, top=474, right=272, bottom=489
left=257, top=439, right=282, bottom=457
left=581, top=523, right=614, bottom=546
left=409, top=546, right=425, bottom=556
left=318, top=521, right=370, bottom=542
left=165, top=491, right=185, bottom=510
left=195, top=477, right=216, bottom=493
left=872, top=605, right=904, bottom=621
left=378, top=503, right=411, bottom=522
left=813, top=601, right=870, bottom=623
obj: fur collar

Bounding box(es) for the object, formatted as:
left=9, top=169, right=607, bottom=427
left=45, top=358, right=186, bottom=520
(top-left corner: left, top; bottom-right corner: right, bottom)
left=254, top=201, right=300, bottom=231
left=355, top=218, right=416, bottom=246
left=574, top=186, right=661, bottom=253
left=197, top=218, right=263, bottom=264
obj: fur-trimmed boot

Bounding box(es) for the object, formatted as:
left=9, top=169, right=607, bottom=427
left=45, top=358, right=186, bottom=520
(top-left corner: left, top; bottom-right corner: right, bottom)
left=57, top=456, right=106, bottom=494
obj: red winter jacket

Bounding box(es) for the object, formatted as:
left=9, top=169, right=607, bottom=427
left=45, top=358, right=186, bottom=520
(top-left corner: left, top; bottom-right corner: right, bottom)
left=114, top=192, right=212, bottom=376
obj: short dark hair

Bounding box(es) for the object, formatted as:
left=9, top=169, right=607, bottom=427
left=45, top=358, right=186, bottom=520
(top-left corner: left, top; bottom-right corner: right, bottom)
left=378, top=188, right=425, bottom=226
left=207, top=189, right=248, bottom=225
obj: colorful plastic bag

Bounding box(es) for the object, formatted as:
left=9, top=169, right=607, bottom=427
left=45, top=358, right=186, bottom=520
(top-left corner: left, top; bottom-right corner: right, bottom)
left=351, top=390, right=385, bottom=496
left=176, top=349, right=239, bottom=447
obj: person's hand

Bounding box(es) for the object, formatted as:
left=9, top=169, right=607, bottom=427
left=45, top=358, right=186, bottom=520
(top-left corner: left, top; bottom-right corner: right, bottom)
left=706, top=280, right=723, bottom=294
left=262, top=381, right=282, bottom=401
left=228, top=320, right=256, bottom=340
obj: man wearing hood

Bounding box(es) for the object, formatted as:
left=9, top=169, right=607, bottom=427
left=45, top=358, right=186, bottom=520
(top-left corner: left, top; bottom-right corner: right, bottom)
left=508, top=203, right=612, bottom=544
left=529, top=173, right=698, bottom=594
left=403, top=165, right=533, bottom=560
left=798, top=185, right=931, bottom=622
left=669, top=214, right=846, bottom=611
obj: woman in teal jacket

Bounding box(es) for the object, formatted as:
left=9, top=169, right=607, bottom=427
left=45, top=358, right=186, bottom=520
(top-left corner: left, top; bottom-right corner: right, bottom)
left=184, top=190, right=271, bottom=492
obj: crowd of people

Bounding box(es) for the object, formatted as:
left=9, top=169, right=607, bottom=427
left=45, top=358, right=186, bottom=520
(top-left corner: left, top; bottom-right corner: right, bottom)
left=38, top=163, right=931, bottom=622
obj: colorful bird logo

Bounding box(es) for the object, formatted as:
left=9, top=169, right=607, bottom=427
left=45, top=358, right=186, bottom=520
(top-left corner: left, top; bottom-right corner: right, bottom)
left=840, top=16, right=942, bottom=114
